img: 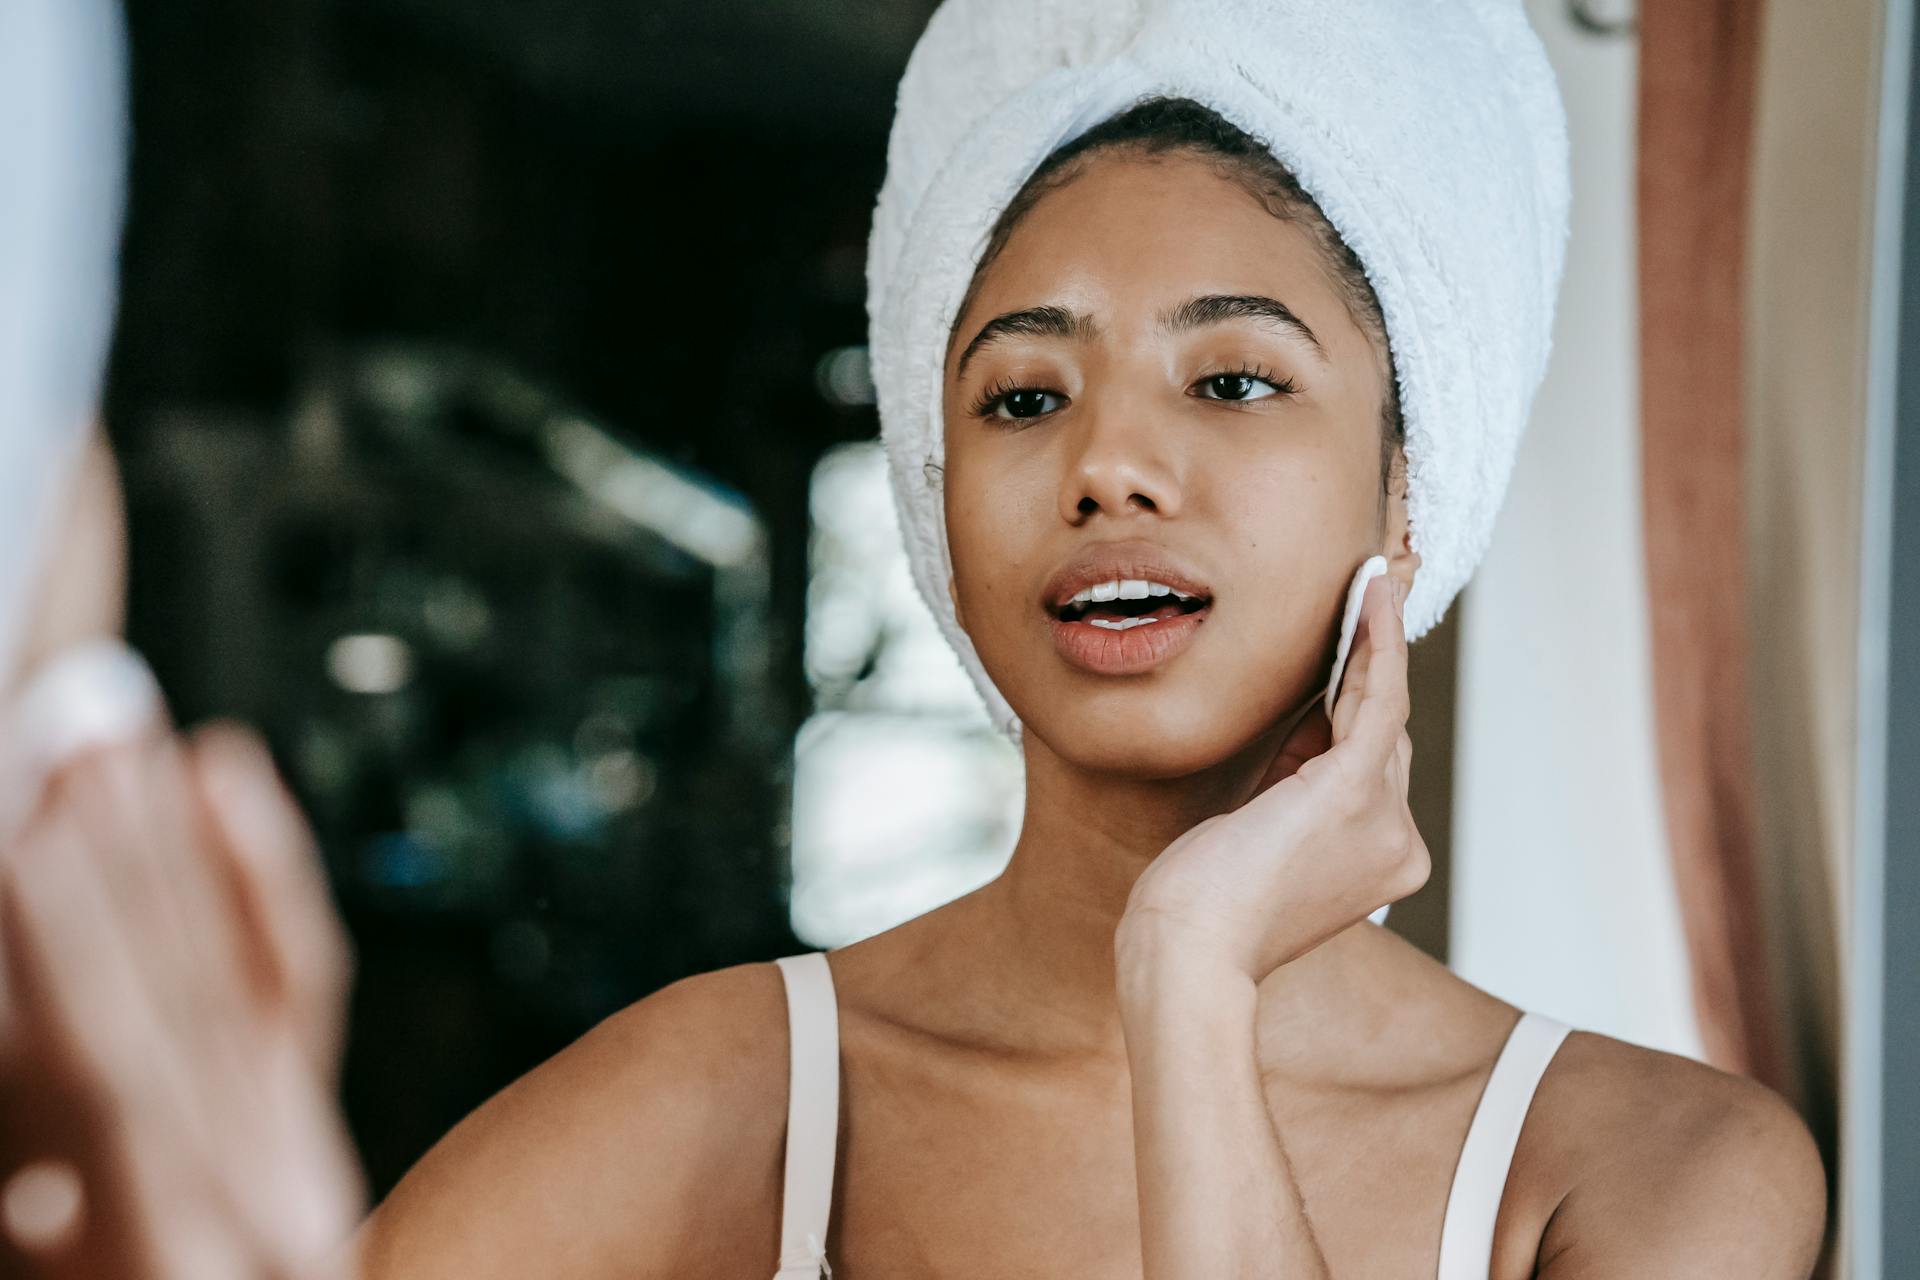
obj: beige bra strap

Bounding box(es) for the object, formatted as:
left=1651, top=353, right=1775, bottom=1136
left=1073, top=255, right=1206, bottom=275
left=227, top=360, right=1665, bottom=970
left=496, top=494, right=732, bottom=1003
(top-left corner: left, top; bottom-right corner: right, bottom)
left=770, top=952, right=839, bottom=1279
left=1435, top=1011, right=1572, bottom=1279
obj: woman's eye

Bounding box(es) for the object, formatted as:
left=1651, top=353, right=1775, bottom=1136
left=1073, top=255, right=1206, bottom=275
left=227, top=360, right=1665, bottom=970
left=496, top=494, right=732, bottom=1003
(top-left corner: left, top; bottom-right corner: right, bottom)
left=972, top=368, right=1295, bottom=422
left=985, top=387, right=1064, bottom=421
left=1194, top=371, right=1294, bottom=402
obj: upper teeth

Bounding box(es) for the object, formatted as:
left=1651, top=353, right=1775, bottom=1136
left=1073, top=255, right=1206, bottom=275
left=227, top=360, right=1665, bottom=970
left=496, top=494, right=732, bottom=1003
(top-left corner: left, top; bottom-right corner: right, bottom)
left=1069, top=578, right=1196, bottom=603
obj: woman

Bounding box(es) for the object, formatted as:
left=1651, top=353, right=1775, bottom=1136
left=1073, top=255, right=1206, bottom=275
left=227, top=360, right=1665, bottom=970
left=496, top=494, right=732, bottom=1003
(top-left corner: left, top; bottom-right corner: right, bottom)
left=355, top=4, right=1826, bottom=1278
left=10, top=1, right=1827, bottom=1277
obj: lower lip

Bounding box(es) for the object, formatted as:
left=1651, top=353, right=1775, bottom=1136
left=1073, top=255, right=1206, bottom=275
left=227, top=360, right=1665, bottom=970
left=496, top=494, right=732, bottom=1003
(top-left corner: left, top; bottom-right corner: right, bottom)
left=1046, top=605, right=1211, bottom=675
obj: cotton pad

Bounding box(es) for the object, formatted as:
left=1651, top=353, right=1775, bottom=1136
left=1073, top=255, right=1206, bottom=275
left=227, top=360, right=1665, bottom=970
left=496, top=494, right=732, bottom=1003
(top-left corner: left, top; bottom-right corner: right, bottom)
left=0, top=639, right=165, bottom=849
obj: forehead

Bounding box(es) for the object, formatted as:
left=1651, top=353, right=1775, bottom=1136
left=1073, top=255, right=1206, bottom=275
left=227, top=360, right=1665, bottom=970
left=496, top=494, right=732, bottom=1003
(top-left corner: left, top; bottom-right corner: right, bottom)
left=948, top=149, right=1364, bottom=368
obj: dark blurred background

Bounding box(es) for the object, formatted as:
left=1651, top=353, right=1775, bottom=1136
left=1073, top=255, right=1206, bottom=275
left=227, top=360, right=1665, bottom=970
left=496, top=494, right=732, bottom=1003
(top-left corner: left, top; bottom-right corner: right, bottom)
left=100, top=0, right=1457, bottom=1198
left=103, top=0, right=942, bottom=1194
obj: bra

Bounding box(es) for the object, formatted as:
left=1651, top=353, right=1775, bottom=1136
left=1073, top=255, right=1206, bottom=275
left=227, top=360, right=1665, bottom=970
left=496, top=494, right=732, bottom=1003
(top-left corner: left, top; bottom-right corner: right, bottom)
left=769, top=950, right=1570, bottom=1279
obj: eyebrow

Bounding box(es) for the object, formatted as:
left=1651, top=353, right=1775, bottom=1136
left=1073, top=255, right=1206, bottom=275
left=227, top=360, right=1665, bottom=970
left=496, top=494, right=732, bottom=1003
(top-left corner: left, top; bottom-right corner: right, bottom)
left=952, top=292, right=1329, bottom=379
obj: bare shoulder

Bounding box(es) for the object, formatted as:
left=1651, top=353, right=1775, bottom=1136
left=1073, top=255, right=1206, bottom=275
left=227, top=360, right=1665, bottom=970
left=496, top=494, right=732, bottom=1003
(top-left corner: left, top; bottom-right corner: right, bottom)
left=353, top=959, right=795, bottom=1280
left=1526, top=1027, right=1828, bottom=1279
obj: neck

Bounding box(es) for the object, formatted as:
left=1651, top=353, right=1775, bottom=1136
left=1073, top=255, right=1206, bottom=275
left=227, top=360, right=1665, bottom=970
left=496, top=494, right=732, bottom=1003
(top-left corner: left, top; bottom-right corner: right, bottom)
left=938, top=697, right=1382, bottom=1074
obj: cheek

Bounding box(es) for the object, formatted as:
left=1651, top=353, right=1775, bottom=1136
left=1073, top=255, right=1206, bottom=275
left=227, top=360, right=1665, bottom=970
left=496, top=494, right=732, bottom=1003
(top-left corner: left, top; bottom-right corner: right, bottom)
left=941, top=442, right=1052, bottom=610
left=1216, top=446, right=1360, bottom=562
left=942, top=490, right=1003, bottom=643
left=1191, top=447, right=1371, bottom=682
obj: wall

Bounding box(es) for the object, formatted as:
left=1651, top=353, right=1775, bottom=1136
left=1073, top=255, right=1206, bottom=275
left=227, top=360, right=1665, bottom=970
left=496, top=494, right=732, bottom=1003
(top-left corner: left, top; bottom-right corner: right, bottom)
left=1451, top=1, right=1704, bottom=1060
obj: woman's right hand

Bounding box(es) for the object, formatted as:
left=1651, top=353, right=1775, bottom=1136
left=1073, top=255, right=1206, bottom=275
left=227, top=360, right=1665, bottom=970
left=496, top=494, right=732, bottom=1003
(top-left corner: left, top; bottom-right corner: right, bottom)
left=0, top=720, right=365, bottom=1279
left=1116, top=569, right=1428, bottom=984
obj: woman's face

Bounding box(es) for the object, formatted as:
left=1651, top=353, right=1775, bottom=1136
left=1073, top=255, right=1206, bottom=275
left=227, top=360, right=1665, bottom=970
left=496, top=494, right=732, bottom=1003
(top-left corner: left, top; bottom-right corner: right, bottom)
left=941, top=147, right=1411, bottom=776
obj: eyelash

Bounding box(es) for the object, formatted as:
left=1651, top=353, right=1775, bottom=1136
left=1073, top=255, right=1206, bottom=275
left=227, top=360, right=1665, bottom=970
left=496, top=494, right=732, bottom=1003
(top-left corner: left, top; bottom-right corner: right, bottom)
left=965, top=363, right=1301, bottom=423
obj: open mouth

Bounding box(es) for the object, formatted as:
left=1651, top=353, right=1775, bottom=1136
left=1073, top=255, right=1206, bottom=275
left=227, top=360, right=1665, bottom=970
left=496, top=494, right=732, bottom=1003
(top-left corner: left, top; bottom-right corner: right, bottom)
left=1050, top=581, right=1213, bottom=630
left=1043, top=570, right=1214, bottom=674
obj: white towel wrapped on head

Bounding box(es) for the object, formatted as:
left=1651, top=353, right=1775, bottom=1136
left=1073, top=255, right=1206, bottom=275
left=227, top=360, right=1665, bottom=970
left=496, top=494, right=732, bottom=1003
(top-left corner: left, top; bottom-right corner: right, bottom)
left=0, top=0, right=152, bottom=844
left=0, top=0, right=128, bottom=684
left=867, top=0, right=1571, bottom=745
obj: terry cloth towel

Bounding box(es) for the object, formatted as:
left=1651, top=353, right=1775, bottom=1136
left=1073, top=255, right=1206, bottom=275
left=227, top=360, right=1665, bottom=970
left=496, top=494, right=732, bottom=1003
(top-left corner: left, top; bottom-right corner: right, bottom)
left=0, top=0, right=129, bottom=684
left=0, top=0, right=149, bottom=849
left=866, top=0, right=1572, bottom=744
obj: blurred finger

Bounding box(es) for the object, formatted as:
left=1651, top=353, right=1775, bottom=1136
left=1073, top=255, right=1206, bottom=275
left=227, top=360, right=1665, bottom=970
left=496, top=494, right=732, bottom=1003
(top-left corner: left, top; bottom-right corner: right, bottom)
left=2, top=802, right=189, bottom=1129
left=1, top=640, right=168, bottom=857
left=2, top=795, right=337, bottom=1280
left=0, top=807, right=243, bottom=1278
left=248, top=1025, right=367, bottom=1272
left=185, top=721, right=352, bottom=1078
left=112, top=732, right=363, bottom=1274
left=0, top=640, right=168, bottom=1049
left=26, top=748, right=322, bottom=1273
left=105, top=736, right=348, bottom=1276
left=50, top=740, right=258, bottom=1116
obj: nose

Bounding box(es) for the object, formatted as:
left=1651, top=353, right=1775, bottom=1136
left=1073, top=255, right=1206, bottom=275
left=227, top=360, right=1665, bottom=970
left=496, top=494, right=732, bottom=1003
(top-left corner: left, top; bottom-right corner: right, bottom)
left=1056, top=402, right=1184, bottom=526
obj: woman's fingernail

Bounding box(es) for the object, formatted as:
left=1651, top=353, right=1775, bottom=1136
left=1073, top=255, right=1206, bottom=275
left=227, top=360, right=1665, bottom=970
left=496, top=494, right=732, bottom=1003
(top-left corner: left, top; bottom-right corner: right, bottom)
left=1392, top=579, right=1409, bottom=616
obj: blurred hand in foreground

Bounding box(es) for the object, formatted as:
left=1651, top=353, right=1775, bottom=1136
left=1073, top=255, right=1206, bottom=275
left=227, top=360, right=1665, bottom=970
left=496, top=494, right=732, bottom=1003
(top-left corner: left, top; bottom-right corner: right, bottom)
left=0, top=718, right=365, bottom=1280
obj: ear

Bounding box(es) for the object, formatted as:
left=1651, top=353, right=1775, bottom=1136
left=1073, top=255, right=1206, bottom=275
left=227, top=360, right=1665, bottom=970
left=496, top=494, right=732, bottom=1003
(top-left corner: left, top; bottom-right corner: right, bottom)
left=1379, top=448, right=1422, bottom=598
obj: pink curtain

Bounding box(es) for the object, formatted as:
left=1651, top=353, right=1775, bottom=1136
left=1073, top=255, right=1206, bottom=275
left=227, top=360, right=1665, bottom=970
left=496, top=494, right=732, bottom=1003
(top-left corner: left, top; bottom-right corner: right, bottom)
left=1635, top=0, right=1785, bottom=1091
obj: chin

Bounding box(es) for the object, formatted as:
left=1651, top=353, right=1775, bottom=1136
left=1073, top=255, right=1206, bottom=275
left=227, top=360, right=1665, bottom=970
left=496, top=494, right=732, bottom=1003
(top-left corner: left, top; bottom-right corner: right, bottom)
left=1014, top=680, right=1275, bottom=779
